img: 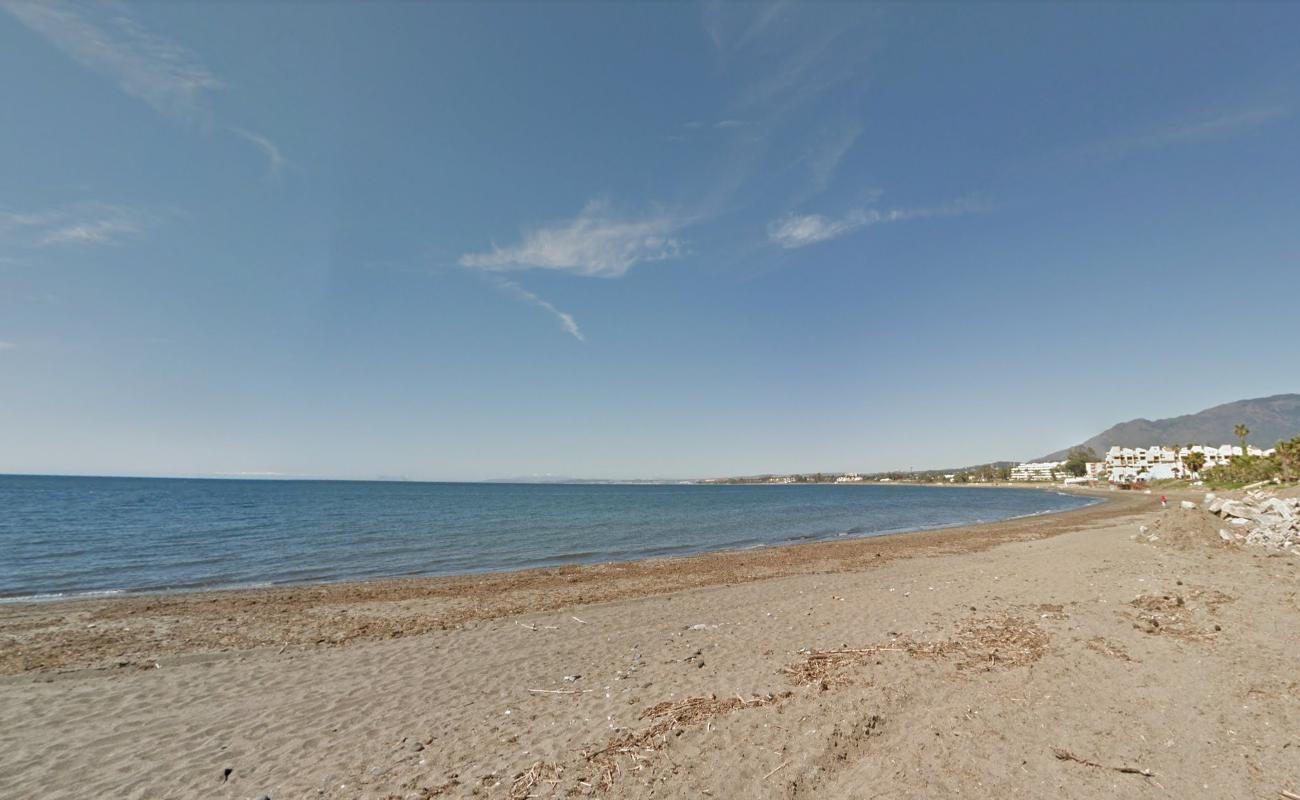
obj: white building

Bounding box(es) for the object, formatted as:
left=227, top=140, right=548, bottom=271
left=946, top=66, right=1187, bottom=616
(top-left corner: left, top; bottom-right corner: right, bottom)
left=1102, top=443, right=1274, bottom=483
left=834, top=473, right=863, bottom=483
left=1010, top=461, right=1065, bottom=481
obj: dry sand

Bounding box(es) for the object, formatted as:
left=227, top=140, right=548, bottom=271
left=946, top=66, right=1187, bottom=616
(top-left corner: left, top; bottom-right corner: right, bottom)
left=2, top=489, right=1298, bottom=799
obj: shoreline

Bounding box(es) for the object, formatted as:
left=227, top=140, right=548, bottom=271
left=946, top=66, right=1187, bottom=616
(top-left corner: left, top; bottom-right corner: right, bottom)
left=0, top=482, right=1101, bottom=607
left=0, top=487, right=1137, bottom=676
left=3, top=484, right=1294, bottom=799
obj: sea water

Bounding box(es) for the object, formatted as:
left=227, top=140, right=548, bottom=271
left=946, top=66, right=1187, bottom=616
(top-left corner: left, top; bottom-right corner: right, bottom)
left=0, top=476, right=1094, bottom=600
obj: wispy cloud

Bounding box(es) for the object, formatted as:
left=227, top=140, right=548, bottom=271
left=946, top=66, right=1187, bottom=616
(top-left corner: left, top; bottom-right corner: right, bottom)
left=0, top=341, right=16, bottom=352
left=1078, top=104, right=1290, bottom=161
left=3, top=0, right=222, bottom=125
left=0, top=203, right=149, bottom=249
left=230, top=127, right=289, bottom=180
left=767, top=198, right=985, bottom=249
left=459, top=200, right=684, bottom=279
left=5, top=1, right=288, bottom=177
left=803, top=121, right=863, bottom=196
left=703, top=1, right=793, bottom=57
left=489, top=276, right=585, bottom=342
left=728, top=20, right=866, bottom=118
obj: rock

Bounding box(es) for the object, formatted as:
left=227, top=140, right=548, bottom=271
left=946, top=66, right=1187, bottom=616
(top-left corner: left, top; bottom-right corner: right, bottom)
left=1218, top=500, right=1257, bottom=520
left=1263, top=498, right=1297, bottom=520
left=1180, top=500, right=1196, bottom=510
left=1219, top=530, right=1233, bottom=542
left=406, top=739, right=424, bottom=752
left=1204, top=492, right=1217, bottom=504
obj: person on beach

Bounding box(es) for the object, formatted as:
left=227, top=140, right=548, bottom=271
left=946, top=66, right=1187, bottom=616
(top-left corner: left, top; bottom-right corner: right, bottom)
left=1160, top=495, right=1168, bottom=507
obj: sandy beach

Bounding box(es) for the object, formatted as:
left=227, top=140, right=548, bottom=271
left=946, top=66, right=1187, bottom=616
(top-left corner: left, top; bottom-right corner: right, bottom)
left=3, top=488, right=1298, bottom=799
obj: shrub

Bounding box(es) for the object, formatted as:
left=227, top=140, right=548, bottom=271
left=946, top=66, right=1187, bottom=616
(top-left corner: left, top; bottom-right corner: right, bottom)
left=1201, top=454, right=1281, bottom=489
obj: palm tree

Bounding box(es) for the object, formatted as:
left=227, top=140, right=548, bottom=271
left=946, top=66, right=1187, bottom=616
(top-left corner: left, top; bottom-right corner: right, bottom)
left=1183, top=450, right=1206, bottom=476
left=1234, top=424, right=1251, bottom=456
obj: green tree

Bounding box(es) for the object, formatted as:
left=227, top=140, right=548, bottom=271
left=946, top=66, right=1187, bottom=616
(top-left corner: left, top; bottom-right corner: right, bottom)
left=1235, top=424, right=1251, bottom=454
left=1183, top=450, right=1206, bottom=476
left=1276, top=436, right=1300, bottom=482
left=1063, top=446, right=1098, bottom=478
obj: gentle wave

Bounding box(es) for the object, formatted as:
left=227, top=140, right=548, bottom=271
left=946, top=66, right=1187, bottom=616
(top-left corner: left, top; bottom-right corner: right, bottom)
left=0, top=476, right=1097, bottom=599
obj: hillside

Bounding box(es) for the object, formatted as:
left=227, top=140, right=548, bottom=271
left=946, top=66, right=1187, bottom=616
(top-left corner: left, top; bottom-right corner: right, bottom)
left=1038, top=393, right=1300, bottom=461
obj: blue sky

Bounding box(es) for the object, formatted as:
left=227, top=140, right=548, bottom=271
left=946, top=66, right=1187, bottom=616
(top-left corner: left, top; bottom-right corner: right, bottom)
left=2, top=1, right=1298, bottom=480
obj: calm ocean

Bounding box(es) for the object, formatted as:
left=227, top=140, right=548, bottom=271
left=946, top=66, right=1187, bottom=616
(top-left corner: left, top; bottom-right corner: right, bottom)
left=0, top=476, right=1095, bottom=601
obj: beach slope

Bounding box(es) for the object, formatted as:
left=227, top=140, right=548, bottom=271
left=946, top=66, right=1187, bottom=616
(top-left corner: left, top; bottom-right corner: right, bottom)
left=2, top=491, right=1297, bottom=799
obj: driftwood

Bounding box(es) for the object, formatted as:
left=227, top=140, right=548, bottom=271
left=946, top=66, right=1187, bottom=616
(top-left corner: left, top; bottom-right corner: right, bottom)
left=527, top=688, right=592, bottom=695
left=1279, top=791, right=1300, bottom=800
left=1052, top=747, right=1153, bottom=777
left=762, top=761, right=789, bottom=780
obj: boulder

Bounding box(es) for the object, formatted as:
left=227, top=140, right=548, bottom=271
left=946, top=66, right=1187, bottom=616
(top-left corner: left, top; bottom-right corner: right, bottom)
left=1216, top=500, right=1257, bottom=520
left=1263, top=498, right=1296, bottom=520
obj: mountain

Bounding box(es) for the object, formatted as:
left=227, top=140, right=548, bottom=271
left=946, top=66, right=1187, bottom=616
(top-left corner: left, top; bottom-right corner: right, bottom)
left=1037, top=393, right=1300, bottom=462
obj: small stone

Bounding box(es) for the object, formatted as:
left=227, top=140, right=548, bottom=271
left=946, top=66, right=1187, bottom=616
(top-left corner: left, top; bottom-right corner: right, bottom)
left=406, top=740, right=424, bottom=752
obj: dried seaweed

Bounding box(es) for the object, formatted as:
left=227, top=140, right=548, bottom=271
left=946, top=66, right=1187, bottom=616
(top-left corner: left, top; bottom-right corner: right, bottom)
left=1085, top=636, right=1136, bottom=662
left=511, top=761, right=563, bottom=799
left=1129, top=588, right=1232, bottom=641
left=783, top=613, right=1049, bottom=687
left=585, top=692, right=791, bottom=791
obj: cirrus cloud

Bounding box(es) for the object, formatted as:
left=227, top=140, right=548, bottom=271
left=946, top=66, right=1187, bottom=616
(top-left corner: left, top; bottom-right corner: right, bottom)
left=459, top=201, right=684, bottom=279
left=0, top=203, right=150, bottom=249
left=3, top=0, right=221, bottom=125
left=489, top=276, right=584, bottom=342
left=767, top=197, right=986, bottom=249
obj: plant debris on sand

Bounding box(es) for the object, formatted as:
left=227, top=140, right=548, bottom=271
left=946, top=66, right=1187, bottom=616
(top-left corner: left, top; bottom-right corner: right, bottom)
left=585, top=692, right=791, bottom=791
left=510, top=761, right=563, bottom=799
left=1129, top=586, right=1234, bottom=640
left=1085, top=636, right=1136, bottom=662
left=783, top=613, right=1050, bottom=688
